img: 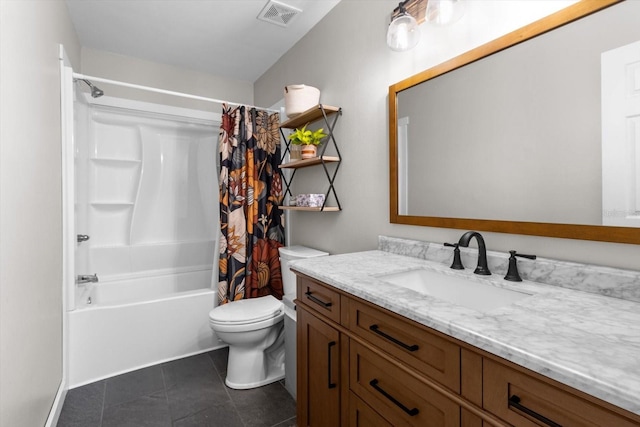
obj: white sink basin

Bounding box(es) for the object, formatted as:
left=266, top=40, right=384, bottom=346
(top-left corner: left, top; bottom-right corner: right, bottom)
left=378, top=268, right=532, bottom=313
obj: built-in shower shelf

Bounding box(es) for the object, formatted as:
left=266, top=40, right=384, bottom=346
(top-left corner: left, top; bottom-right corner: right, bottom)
left=90, top=158, right=141, bottom=165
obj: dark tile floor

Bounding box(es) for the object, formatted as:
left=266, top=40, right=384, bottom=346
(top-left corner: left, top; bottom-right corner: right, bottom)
left=57, top=347, right=297, bottom=427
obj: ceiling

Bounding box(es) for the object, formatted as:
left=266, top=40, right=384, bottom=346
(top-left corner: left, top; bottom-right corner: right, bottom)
left=65, top=0, right=341, bottom=83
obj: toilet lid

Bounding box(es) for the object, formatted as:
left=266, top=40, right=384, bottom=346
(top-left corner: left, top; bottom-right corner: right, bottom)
left=278, top=245, right=329, bottom=258
left=209, top=295, right=283, bottom=324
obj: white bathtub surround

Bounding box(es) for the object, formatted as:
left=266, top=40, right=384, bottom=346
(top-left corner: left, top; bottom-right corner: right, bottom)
left=290, top=240, right=640, bottom=416
left=68, top=94, right=222, bottom=387
left=379, top=235, right=640, bottom=303
left=74, top=94, right=219, bottom=282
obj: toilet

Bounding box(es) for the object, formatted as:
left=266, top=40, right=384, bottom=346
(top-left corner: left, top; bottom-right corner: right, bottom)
left=209, top=245, right=328, bottom=390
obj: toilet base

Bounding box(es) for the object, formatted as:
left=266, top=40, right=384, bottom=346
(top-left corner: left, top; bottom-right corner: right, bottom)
left=225, top=365, right=285, bottom=390
left=224, top=325, right=286, bottom=390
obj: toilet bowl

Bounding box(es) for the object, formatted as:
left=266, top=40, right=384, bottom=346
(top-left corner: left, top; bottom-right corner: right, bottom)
left=209, top=295, right=285, bottom=389
left=210, top=246, right=328, bottom=390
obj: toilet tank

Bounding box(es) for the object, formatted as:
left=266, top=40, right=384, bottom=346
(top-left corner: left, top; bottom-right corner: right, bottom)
left=278, top=246, right=328, bottom=296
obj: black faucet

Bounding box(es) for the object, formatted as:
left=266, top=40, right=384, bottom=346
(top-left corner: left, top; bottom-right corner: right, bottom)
left=457, top=231, right=491, bottom=275
left=504, top=250, right=537, bottom=282
left=444, top=242, right=464, bottom=270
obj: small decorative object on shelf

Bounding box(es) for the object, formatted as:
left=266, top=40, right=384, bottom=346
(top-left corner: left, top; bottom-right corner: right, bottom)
left=300, top=145, right=316, bottom=159
left=289, top=145, right=302, bottom=160
left=287, top=124, right=328, bottom=159
left=279, top=104, right=342, bottom=211
left=296, top=194, right=325, bottom=208
left=283, top=84, right=320, bottom=118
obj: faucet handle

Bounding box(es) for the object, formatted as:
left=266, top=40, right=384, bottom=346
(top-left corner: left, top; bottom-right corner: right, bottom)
left=504, top=250, right=537, bottom=282
left=444, top=242, right=465, bottom=270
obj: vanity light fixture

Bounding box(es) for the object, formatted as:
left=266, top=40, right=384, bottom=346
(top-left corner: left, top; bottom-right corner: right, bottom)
left=386, top=1, right=420, bottom=52
left=425, top=0, right=464, bottom=25
left=386, top=0, right=465, bottom=51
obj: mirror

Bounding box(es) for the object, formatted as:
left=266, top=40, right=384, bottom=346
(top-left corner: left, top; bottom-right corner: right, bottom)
left=389, top=0, right=640, bottom=244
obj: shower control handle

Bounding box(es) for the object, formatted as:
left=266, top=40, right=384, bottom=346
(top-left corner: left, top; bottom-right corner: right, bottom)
left=77, top=234, right=90, bottom=243
left=77, top=274, right=98, bottom=284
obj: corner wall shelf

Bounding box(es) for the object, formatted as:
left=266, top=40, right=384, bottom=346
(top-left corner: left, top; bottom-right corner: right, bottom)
left=279, top=104, right=342, bottom=211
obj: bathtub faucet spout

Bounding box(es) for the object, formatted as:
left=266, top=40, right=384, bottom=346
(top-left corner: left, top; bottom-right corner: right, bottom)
left=77, top=274, right=99, bottom=284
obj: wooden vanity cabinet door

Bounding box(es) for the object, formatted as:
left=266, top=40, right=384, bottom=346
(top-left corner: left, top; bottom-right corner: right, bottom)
left=297, top=306, right=342, bottom=427
left=484, top=358, right=640, bottom=427
left=349, top=300, right=461, bottom=393
left=350, top=341, right=460, bottom=427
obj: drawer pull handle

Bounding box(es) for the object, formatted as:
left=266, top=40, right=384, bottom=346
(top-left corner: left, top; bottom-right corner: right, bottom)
left=327, top=341, right=337, bottom=389
left=508, top=395, right=562, bottom=427
left=369, top=379, right=419, bottom=416
left=369, top=324, right=419, bottom=352
left=305, top=291, right=332, bottom=308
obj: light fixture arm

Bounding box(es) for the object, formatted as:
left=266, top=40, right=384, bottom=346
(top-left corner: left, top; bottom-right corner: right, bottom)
left=391, top=0, right=411, bottom=22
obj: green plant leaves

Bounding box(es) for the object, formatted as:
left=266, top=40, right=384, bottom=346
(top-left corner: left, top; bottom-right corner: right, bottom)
left=288, top=124, right=328, bottom=145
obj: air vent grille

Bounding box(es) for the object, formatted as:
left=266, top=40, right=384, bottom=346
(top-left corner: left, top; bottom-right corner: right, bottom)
left=257, top=0, right=302, bottom=27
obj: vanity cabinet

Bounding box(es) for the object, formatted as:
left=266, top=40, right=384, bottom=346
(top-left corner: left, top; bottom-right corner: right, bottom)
left=297, top=308, right=342, bottom=426
left=349, top=392, right=393, bottom=426
left=483, top=358, right=640, bottom=427
left=350, top=340, right=461, bottom=426
left=296, top=276, right=347, bottom=427
left=349, top=299, right=460, bottom=393
left=295, top=272, right=640, bottom=427
left=279, top=104, right=342, bottom=211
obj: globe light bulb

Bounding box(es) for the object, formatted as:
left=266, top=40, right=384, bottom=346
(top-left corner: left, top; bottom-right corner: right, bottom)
left=386, top=9, right=420, bottom=52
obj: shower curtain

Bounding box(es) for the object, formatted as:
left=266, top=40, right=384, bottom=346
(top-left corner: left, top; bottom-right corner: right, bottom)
left=218, top=104, right=285, bottom=304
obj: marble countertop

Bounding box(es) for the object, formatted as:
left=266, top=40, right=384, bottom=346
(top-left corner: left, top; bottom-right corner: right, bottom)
left=291, top=249, right=640, bottom=416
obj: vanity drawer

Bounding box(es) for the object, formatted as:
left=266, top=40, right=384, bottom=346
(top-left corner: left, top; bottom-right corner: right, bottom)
left=484, top=358, right=640, bottom=427
left=349, top=300, right=460, bottom=392
left=297, top=276, right=341, bottom=324
left=350, top=341, right=460, bottom=427
left=349, top=392, right=393, bottom=427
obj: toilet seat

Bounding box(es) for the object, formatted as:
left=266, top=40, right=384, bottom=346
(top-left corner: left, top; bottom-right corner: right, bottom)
left=209, top=295, right=283, bottom=329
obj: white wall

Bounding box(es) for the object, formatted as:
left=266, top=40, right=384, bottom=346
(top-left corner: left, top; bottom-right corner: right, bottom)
left=255, top=0, right=640, bottom=271
left=81, top=48, right=254, bottom=111
left=0, top=1, right=80, bottom=426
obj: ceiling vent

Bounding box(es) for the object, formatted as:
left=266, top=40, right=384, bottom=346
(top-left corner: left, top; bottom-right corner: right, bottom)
left=257, top=0, right=302, bottom=27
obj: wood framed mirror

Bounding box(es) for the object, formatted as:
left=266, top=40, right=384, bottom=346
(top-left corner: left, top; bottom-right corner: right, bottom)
left=389, top=0, right=640, bottom=244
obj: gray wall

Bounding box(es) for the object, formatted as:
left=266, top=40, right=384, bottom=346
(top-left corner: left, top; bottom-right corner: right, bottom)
left=255, top=0, right=640, bottom=270
left=81, top=48, right=254, bottom=111
left=0, top=1, right=80, bottom=425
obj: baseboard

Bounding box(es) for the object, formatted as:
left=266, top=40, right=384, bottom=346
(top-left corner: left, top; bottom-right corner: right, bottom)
left=45, top=380, right=68, bottom=427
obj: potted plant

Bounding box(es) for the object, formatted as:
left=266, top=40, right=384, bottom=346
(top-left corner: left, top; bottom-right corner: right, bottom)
left=288, top=124, right=329, bottom=159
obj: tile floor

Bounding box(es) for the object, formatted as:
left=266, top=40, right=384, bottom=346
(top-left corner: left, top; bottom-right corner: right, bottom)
left=57, top=347, right=297, bottom=427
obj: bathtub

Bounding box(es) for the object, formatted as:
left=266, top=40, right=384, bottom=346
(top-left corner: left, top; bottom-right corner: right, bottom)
left=68, top=269, right=224, bottom=388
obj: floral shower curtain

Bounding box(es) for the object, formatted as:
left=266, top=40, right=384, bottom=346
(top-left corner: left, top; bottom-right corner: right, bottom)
left=218, top=104, right=285, bottom=304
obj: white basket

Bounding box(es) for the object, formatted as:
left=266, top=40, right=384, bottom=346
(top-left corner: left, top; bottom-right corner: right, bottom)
left=284, top=85, right=320, bottom=118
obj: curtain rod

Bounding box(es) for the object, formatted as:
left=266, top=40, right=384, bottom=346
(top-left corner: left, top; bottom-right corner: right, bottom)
left=72, top=72, right=279, bottom=113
